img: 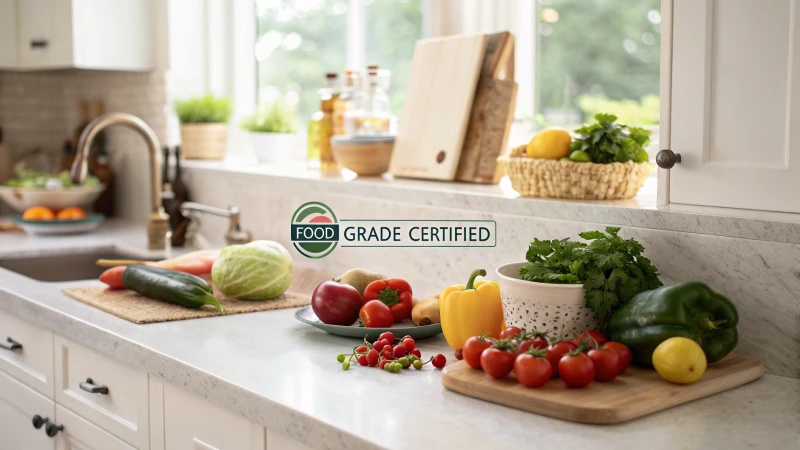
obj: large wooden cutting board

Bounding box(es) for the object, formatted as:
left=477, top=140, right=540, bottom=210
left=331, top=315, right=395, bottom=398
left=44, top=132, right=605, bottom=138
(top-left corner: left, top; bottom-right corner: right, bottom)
left=441, top=353, right=764, bottom=424
left=390, top=33, right=487, bottom=180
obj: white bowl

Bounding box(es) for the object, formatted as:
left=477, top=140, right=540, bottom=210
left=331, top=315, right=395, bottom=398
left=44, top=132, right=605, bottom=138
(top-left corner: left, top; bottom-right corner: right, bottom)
left=249, top=132, right=297, bottom=163
left=495, top=262, right=600, bottom=337
left=0, top=185, right=105, bottom=212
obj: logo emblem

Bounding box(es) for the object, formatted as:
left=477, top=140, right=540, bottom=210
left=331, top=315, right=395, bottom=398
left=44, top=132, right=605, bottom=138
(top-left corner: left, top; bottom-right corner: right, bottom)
left=290, top=202, right=339, bottom=259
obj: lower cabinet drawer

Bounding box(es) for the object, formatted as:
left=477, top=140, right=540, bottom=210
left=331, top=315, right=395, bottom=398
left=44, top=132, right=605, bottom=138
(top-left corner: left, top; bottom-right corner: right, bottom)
left=0, top=309, right=54, bottom=397
left=0, top=369, right=55, bottom=450
left=54, top=335, right=149, bottom=449
left=163, top=383, right=265, bottom=450
left=55, top=404, right=136, bottom=450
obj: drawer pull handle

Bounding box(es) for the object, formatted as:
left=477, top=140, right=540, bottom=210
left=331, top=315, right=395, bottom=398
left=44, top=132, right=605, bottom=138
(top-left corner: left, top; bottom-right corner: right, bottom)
left=45, top=422, right=63, bottom=438
left=0, top=337, right=22, bottom=351
left=32, top=414, right=49, bottom=429
left=30, top=39, right=49, bottom=48
left=79, top=378, right=109, bottom=395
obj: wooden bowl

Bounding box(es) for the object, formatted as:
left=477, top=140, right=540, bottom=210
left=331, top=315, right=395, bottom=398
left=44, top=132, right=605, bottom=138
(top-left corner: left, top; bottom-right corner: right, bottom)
left=331, top=135, right=394, bottom=175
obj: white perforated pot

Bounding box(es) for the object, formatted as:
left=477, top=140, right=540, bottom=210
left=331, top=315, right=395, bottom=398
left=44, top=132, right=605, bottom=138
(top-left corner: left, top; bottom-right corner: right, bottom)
left=495, top=262, right=600, bottom=337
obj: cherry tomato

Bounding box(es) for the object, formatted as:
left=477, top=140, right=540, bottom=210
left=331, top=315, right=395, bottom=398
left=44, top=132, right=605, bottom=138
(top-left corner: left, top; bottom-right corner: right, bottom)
left=359, top=300, right=393, bottom=328
left=382, top=349, right=395, bottom=360
left=587, top=346, right=620, bottom=381
left=432, top=354, right=447, bottom=369
left=366, top=349, right=380, bottom=367
left=402, top=337, right=415, bottom=351
left=454, top=349, right=464, bottom=360
left=480, top=340, right=517, bottom=379
left=409, top=348, right=421, bottom=358
left=379, top=359, right=391, bottom=370
left=463, top=335, right=494, bottom=370
left=546, top=340, right=577, bottom=377
left=379, top=332, right=395, bottom=343
left=356, top=345, right=368, bottom=354
left=514, top=351, right=552, bottom=388
left=573, top=330, right=607, bottom=347
left=373, top=340, right=385, bottom=351
left=392, top=344, right=407, bottom=357
left=559, top=351, right=595, bottom=388
left=517, top=331, right=549, bottom=354
left=603, top=342, right=632, bottom=373
left=499, top=326, right=524, bottom=340
left=357, top=355, right=368, bottom=366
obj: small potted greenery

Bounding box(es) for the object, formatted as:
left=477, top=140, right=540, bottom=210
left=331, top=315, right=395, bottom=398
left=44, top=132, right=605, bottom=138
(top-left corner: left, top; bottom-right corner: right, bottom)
left=175, top=95, right=232, bottom=160
left=241, top=102, right=299, bottom=163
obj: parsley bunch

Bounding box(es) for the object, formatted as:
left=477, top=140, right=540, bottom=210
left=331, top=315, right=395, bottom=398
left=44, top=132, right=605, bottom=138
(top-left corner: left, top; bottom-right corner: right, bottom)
left=519, top=227, right=662, bottom=325
left=570, top=113, right=651, bottom=163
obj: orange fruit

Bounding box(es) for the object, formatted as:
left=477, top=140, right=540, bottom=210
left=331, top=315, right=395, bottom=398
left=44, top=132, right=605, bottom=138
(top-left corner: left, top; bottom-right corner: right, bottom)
left=56, top=207, right=87, bottom=220
left=22, top=206, right=55, bottom=221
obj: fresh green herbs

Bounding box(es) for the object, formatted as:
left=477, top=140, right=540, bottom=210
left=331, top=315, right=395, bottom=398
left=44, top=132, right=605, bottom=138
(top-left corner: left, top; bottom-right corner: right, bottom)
left=569, top=113, right=651, bottom=164
left=240, top=101, right=299, bottom=134
left=175, top=95, right=232, bottom=124
left=519, top=227, right=662, bottom=325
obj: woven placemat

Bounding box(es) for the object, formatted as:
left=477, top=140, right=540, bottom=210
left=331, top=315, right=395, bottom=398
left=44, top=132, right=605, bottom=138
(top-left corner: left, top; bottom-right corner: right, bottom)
left=62, top=286, right=311, bottom=324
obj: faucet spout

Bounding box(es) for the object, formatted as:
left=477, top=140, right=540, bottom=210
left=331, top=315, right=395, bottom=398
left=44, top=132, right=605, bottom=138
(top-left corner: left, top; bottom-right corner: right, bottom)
left=70, top=112, right=170, bottom=250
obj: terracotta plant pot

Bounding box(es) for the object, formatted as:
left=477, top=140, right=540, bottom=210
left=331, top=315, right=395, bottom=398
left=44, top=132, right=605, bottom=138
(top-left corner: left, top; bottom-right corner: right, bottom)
left=180, top=123, right=228, bottom=160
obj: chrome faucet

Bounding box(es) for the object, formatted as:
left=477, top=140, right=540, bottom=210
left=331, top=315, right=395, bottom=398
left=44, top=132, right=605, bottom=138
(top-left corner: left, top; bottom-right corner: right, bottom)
left=70, top=112, right=170, bottom=250
left=180, top=202, right=252, bottom=245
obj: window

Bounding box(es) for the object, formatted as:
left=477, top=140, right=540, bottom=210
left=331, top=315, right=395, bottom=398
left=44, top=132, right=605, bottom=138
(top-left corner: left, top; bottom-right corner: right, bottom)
left=254, top=0, right=423, bottom=123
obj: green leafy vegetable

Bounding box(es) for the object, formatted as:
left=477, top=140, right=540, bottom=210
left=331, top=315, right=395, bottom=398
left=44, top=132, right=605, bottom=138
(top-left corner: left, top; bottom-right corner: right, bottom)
left=569, top=113, right=651, bottom=164
left=519, top=227, right=662, bottom=326
left=5, top=170, right=100, bottom=189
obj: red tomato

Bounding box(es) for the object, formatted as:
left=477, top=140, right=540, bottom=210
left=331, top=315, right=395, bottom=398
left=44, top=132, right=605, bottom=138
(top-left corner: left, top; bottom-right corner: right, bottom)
left=480, top=341, right=517, bottom=379
left=312, top=281, right=362, bottom=325
left=463, top=335, right=494, bottom=370
left=546, top=340, right=577, bottom=377
left=558, top=351, right=595, bottom=388
left=379, top=332, right=395, bottom=343
left=358, top=300, right=393, bottom=328
left=516, top=331, right=549, bottom=354
left=514, top=352, right=552, bottom=388
left=573, top=330, right=607, bottom=347
left=499, top=326, right=524, bottom=340
left=587, top=347, right=621, bottom=381
left=603, top=341, right=632, bottom=373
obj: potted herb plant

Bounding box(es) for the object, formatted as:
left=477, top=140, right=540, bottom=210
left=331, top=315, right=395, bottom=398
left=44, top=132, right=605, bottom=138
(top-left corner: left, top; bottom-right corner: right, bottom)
left=241, top=102, right=299, bottom=163
left=175, top=95, right=232, bottom=160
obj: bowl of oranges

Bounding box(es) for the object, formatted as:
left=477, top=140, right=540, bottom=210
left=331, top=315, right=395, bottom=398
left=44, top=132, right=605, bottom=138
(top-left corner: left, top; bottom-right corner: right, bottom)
left=13, top=206, right=103, bottom=236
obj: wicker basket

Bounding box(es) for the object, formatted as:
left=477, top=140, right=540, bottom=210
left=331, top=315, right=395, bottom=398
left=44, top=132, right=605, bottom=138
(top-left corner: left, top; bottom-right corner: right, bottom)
left=499, top=144, right=655, bottom=200
left=180, top=123, right=228, bottom=160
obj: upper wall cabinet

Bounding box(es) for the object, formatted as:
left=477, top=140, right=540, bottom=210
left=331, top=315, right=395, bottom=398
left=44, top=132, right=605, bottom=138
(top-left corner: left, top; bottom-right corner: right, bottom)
left=0, top=0, right=157, bottom=71
left=668, top=0, right=800, bottom=213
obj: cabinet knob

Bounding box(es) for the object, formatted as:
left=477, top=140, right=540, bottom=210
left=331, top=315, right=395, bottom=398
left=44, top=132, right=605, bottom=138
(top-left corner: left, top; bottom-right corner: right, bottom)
left=0, top=336, right=22, bottom=351
left=79, top=377, right=109, bottom=395
left=45, top=422, right=63, bottom=438
left=30, top=40, right=49, bottom=49
left=32, top=415, right=49, bottom=430
left=656, top=149, right=681, bottom=169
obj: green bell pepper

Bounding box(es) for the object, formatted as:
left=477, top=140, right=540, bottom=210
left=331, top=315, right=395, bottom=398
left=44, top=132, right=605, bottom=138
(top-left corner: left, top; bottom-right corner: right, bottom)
left=607, top=281, right=738, bottom=366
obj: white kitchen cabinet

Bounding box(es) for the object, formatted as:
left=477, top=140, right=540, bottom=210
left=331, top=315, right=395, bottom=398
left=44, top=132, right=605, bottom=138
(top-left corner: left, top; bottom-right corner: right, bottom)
left=0, top=308, right=55, bottom=398
left=0, top=0, right=18, bottom=67
left=11, top=0, right=156, bottom=70
left=162, top=383, right=265, bottom=450
left=54, top=404, right=136, bottom=450
left=0, top=370, right=55, bottom=450
left=666, top=0, right=800, bottom=213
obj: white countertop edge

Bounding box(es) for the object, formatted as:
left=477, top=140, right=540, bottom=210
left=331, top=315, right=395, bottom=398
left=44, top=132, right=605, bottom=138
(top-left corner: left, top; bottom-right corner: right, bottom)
left=180, top=158, right=800, bottom=245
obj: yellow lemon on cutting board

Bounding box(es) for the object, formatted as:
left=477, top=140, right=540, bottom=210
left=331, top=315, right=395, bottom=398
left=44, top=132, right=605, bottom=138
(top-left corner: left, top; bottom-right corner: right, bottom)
left=526, top=127, right=572, bottom=159
left=652, top=337, right=707, bottom=384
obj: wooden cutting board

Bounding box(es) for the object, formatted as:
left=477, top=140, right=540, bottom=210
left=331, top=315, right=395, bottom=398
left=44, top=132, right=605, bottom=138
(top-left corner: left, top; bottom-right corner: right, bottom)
left=390, top=33, right=487, bottom=180
left=441, top=353, right=764, bottom=424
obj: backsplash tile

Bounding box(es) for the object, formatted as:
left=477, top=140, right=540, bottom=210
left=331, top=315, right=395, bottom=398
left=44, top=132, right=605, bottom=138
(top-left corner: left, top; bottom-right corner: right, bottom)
left=182, top=168, right=800, bottom=379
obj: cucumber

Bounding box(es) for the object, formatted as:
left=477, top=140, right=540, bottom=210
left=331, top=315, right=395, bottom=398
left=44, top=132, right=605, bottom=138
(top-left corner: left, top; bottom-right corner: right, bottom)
left=122, top=265, right=226, bottom=312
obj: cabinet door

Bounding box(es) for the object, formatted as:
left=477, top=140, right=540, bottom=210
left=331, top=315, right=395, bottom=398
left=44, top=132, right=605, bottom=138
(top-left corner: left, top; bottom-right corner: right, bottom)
left=163, top=383, right=265, bottom=450
left=17, top=0, right=74, bottom=68
left=0, top=370, right=56, bottom=450
left=669, top=0, right=800, bottom=213
left=54, top=405, right=136, bottom=450
left=0, top=0, right=18, bottom=67
left=0, top=309, right=55, bottom=398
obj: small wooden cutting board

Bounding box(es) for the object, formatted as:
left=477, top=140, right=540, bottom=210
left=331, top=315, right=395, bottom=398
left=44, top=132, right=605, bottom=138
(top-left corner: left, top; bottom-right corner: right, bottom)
left=441, top=353, right=764, bottom=424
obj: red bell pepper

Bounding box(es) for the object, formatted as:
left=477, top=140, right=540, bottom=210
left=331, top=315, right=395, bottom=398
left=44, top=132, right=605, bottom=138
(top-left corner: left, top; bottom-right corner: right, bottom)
left=362, top=278, right=413, bottom=323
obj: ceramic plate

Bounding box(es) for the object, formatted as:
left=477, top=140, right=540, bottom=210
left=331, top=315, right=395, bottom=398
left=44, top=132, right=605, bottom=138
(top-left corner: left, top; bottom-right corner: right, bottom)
left=294, top=305, right=443, bottom=340
left=13, top=213, right=104, bottom=236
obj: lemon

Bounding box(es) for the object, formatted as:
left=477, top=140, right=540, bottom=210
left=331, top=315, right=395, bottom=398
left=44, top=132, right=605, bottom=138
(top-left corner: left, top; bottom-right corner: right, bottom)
left=652, top=337, right=707, bottom=384
left=526, top=127, right=572, bottom=159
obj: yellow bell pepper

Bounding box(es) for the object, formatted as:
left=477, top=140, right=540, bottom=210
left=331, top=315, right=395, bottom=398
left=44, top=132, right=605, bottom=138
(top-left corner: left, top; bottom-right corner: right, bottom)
left=440, top=269, right=505, bottom=350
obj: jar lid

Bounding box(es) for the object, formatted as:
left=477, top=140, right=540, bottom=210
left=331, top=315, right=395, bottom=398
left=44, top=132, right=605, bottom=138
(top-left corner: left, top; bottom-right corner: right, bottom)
left=331, top=134, right=395, bottom=145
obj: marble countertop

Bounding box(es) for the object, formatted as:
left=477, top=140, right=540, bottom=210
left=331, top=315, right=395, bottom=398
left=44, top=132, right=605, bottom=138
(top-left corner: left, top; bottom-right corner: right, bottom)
left=181, top=158, right=800, bottom=245
left=0, top=224, right=797, bottom=450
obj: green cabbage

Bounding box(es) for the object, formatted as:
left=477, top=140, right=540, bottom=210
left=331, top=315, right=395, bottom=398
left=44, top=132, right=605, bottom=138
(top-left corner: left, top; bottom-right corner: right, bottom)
left=211, top=241, right=293, bottom=300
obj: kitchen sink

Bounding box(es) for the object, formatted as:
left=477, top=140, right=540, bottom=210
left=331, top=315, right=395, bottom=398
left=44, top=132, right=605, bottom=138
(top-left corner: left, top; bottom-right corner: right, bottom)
left=0, top=249, right=158, bottom=282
